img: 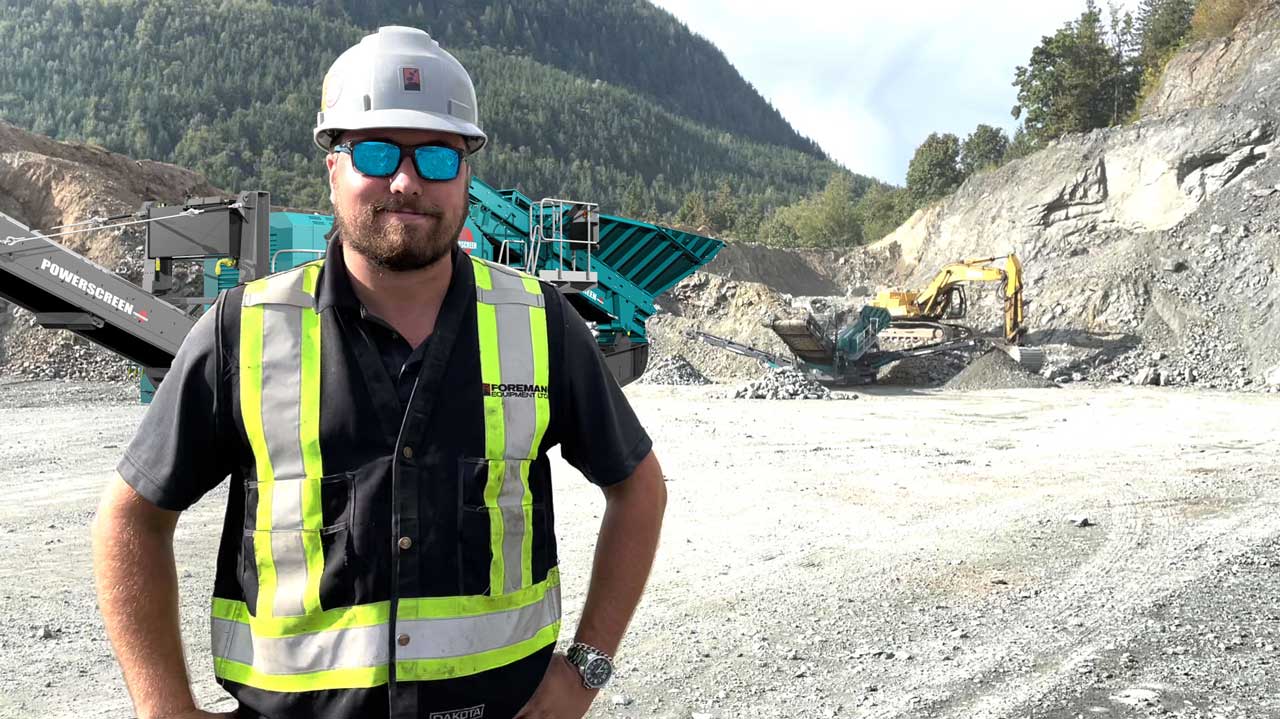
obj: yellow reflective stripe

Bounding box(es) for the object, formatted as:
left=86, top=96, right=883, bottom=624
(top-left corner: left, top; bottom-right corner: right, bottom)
left=394, top=620, right=560, bottom=682
left=214, top=657, right=388, bottom=692
left=299, top=264, right=324, bottom=615
left=472, top=257, right=493, bottom=291
left=476, top=299, right=507, bottom=593
left=212, top=568, right=557, bottom=629
left=398, top=567, right=560, bottom=619
left=241, top=263, right=327, bottom=619
left=239, top=278, right=279, bottom=619
left=474, top=262, right=508, bottom=594
left=211, top=597, right=390, bottom=638
left=485, top=459, right=506, bottom=595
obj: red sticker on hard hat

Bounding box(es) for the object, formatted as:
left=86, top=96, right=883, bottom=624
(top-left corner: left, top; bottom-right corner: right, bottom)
left=401, top=67, right=422, bottom=92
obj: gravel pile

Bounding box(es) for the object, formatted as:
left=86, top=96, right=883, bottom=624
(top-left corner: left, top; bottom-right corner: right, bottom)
left=0, top=306, right=135, bottom=381
left=945, top=349, right=1057, bottom=391
left=638, top=354, right=712, bottom=385
left=732, top=366, right=846, bottom=400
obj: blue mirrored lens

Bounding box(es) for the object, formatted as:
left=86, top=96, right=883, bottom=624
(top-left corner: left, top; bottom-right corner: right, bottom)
left=350, top=141, right=401, bottom=177
left=414, top=146, right=461, bottom=181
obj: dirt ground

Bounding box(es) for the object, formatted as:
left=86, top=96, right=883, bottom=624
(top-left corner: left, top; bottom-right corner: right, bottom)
left=0, top=379, right=1277, bottom=719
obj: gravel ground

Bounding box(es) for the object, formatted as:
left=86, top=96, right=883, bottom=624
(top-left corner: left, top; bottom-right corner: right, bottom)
left=1, top=380, right=1277, bottom=719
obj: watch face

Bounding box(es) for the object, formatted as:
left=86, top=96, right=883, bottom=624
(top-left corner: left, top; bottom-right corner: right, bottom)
left=583, top=656, right=613, bottom=688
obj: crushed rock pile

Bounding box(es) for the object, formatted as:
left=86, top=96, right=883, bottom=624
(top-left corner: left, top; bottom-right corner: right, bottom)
left=0, top=307, right=134, bottom=380
left=638, top=355, right=711, bottom=385
left=732, top=367, right=851, bottom=400
left=944, top=350, right=1057, bottom=391
left=645, top=273, right=796, bottom=382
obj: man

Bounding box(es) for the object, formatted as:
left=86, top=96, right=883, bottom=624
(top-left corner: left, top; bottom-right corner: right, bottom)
left=92, top=26, right=665, bottom=719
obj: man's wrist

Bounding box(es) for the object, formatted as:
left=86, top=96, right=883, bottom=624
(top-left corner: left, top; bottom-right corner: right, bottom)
left=564, top=642, right=615, bottom=689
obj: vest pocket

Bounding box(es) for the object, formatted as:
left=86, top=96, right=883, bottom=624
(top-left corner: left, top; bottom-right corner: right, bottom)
left=457, top=457, right=549, bottom=596
left=239, top=473, right=357, bottom=616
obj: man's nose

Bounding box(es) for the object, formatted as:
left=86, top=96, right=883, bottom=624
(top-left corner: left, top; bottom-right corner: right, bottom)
left=388, top=156, right=425, bottom=195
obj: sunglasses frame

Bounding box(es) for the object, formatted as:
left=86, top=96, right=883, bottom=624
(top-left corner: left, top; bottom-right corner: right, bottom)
left=332, top=139, right=464, bottom=182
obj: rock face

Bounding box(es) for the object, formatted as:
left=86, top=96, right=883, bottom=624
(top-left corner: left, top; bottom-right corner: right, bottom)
left=0, top=121, right=220, bottom=380
left=1141, top=1, right=1280, bottom=118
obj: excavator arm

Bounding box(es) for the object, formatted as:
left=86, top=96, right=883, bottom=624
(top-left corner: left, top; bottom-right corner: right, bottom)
left=875, top=253, right=1026, bottom=345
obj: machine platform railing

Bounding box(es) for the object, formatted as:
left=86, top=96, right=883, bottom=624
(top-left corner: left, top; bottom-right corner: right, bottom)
left=527, top=198, right=599, bottom=292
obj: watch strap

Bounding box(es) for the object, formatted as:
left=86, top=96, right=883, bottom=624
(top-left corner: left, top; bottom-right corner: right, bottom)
left=565, top=642, right=614, bottom=688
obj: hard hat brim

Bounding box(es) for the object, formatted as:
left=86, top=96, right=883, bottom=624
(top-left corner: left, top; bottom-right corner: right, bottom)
left=314, top=108, right=487, bottom=155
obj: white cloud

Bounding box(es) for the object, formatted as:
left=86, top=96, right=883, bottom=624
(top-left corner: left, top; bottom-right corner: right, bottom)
left=650, top=0, right=1143, bottom=184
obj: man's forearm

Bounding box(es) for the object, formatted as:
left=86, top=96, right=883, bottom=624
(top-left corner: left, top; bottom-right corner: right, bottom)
left=573, top=452, right=667, bottom=655
left=92, top=477, right=197, bottom=719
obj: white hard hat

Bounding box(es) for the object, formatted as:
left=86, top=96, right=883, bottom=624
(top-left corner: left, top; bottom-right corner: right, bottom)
left=314, top=26, right=487, bottom=155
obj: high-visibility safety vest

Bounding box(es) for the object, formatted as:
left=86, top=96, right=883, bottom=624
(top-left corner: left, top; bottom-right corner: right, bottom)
left=210, top=255, right=560, bottom=694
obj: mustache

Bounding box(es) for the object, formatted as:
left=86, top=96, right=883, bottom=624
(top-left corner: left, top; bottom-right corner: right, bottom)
left=372, top=198, right=444, bottom=216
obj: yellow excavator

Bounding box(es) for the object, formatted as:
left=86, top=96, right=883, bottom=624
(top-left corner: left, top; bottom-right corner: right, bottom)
left=871, top=253, right=1041, bottom=371
left=872, top=253, right=1025, bottom=343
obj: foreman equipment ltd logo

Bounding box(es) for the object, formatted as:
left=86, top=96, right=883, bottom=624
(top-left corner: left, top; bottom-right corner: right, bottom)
left=482, top=383, right=549, bottom=399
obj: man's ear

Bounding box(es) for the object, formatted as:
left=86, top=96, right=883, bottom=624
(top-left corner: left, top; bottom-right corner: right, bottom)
left=326, top=153, right=340, bottom=206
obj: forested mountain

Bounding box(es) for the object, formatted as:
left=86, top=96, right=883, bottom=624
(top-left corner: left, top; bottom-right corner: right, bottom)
left=0, top=0, right=848, bottom=222
left=287, top=0, right=825, bottom=157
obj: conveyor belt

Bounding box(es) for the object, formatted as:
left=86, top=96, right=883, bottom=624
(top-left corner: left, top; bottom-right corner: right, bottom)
left=0, top=211, right=194, bottom=368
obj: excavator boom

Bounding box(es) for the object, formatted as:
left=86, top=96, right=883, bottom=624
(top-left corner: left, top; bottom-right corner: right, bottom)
left=872, top=253, right=1026, bottom=345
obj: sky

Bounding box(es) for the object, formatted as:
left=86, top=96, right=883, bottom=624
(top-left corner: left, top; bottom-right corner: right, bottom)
left=649, top=0, right=1142, bottom=185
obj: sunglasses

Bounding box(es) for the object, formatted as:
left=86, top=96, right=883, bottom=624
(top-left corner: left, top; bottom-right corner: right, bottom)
left=333, top=140, right=463, bottom=182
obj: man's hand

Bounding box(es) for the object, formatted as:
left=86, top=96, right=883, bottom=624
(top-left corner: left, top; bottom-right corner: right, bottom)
left=513, top=654, right=597, bottom=719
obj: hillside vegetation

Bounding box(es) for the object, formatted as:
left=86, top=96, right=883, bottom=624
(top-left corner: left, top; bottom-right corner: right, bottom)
left=0, top=0, right=852, bottom=229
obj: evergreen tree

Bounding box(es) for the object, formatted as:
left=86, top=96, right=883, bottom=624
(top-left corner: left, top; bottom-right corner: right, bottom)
left=853, top=184, right=913, bottom=243
left=1011, top=0, right=1140, bottom=145
left=1003, top=126, right=1042, bottom=163
left=906, top=133, right=963, bottom=206
left=1136, top=0, right=1194, bottom=74
left=760, top=172, right=864, bottom=248
left=959, top=125, right=1010, bottom=176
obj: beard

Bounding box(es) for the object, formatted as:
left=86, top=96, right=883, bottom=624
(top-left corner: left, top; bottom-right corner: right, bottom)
left=334, top=192, right=467, bottom=272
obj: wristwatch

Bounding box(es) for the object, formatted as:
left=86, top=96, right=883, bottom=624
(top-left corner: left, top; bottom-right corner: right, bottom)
left=564, top=642, right=615, bottom=689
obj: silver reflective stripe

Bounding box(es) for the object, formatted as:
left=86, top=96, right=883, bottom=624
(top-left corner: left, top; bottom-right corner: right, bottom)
left=212, top=619, right=390, bottom=674
left=399, top=584, right=562, bottom=660
left=209, top=586, right=559, bottom=671
left=244, top=285, right=314, bottom=308
left=487, top=266, right=540, bottom=594
left=257, top=268, right=312, bottom=617
left=476, top=287, right=545, bottom=308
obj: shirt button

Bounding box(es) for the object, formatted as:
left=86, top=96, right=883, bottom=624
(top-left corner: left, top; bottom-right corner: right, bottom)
left=397, top=633, right=411, bottom=647
left=398, top=536, right=413, bottom=550
left=402, top=446, right=414, bottom=459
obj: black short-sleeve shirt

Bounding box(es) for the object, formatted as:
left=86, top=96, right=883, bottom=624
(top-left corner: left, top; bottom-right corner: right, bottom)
left=118, top=242, right=652, bottom=511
